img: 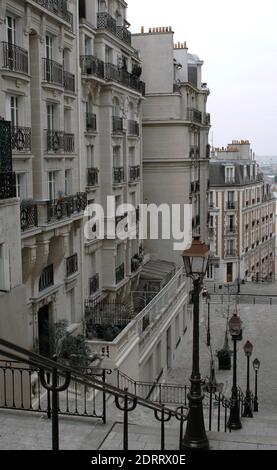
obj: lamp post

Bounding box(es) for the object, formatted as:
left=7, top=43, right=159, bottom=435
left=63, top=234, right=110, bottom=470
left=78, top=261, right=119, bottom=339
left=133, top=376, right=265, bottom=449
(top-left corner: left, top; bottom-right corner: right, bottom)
left=242, top=341, right=253, bottom=418
left=202, top=288, right=211, bottom=347
left=253, top=358, right=260, bottom=412
left=181, top=236, right=210, bottom=450
left=227, top=312, right=242, bottom=430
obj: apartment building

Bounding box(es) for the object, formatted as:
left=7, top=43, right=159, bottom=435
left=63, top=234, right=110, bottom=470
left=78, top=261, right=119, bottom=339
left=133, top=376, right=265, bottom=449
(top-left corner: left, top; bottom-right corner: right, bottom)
left=0, top=0, right=85, bottom=353
left=208, top=141, right=276, bottom=284
left=78, top=0, right=145, bottom=306
left=132, top=32, right=211, bottom=265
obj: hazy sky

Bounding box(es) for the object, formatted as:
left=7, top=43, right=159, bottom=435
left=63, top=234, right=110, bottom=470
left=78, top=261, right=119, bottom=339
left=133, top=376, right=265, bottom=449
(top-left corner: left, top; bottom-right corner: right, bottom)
left=128, top=0, right=277, bottom=156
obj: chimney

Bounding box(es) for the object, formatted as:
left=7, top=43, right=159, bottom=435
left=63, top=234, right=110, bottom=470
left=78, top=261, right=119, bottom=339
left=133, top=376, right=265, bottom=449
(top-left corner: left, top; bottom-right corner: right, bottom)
left=141, top=26, right=144, bottom=33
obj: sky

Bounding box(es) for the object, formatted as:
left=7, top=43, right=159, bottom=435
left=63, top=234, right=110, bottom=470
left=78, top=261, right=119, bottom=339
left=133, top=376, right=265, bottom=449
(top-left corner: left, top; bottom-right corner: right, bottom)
left=127, top=0, right=277, bottom=157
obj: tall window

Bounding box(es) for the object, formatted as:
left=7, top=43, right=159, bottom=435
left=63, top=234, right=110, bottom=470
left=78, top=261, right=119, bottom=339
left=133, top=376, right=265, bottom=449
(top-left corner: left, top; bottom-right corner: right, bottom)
left=206, top=263, right=213, bottom=279
left=65, top=169, right=72, bottom=196
left=227, top=239, right=235, bottom=254
left=84, top=36, right=92, bottom=55
left=63, top=48, right=70, bottom=71
left=16, top=173, right=27, bottom=199
left=113, top=146, right=121, bottom=168
left=64, top=109, right=71, bottom=133
left=10, top=96, right=19, bottom=127
left=47, top=104, right=55, bottom=131
left=129, top=147, right=135, bottom=166
left=45, top=35, right=53, bottom=60
left=48, top=171, right=57, bottom=201
left=5, top=16, right=16, bottom=44
left=87, top=145, right=94, bottom=168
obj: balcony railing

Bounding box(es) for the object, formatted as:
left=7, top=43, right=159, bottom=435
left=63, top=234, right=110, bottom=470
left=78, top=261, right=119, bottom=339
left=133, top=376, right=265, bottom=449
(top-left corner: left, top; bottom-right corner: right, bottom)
left=66, top=253, right=78, bottom=277
left=112, top=116, right=123, bottom=133
left=80, top=55, right=105, bottom=78
left=87, top=168, right=99, bottom=187
left=226, top=201, right=237, bottom=210
left=129, top=165, right=140, bottom=182
left=106, top=63, right=146, bottom=95
left=47, top=193, right=87, bottom=223
left=226, top=226, right=237, bottom=235
left=11, top=126, right=31, bottom=152
left=0, top=172, right=16, bottom=200
left=187, top=108, right=202, bottom=124
left=39, top=264, right=54, bottom=292
left=113, top=167, right=125, bottom=184
left=115, top=263, right=125, bottom=284
left=86, top=113, right=97, bottom=131
left=33, top=0, right=73, bottom=30
left=64, top=70, right=75, bottom=92
left=20, top=201, right=38, bottom=232
left=97, top=12, right=117, bottom=35
left=43, top=58, right=63, bottom=86
left=128, top=120, right=139, bottom=136
left=89, top=274, right=100, bottom=296
left=1, top=42, right=28, bottom=74
left=46, top=130, right=74, bottom=153
left=116, top=26, right=132, bottom=45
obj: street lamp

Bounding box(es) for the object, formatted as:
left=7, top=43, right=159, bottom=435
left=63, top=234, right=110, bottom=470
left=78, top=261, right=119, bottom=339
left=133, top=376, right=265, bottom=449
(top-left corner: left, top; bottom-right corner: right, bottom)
left=181, top=236, right=210, bottom=450
left=253, top=358, right=260, bottom=412
left=227, top=312, right=242, bottom=430
left=242, top=341, right=254, bottom=418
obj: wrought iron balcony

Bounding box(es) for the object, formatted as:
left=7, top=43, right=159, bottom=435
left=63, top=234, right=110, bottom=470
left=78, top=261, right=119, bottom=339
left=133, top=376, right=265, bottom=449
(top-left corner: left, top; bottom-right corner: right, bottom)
left=97, top=12, right=117, bottom=35
left=115, top=263, right=125, bottom=284
left=187, top=108, right=202, bottom=124
left=20, top=201, right=38, bottom=232
left=129, top=165, right=140, bottom=182
left=0, top=172, right=16, bottom=200
left=113, top=167, right=125, bottom=184
left=39, top=264, right=54, bottom=292
left=226, top=201, right=237, bottom=210
left=80, top=55, right=105, bottom=78
left=116, top=26, right=132, bottom=45
left=47, top=192, right=87, bottom=223
left=87, top=168, right=99, bottom=187
left=1, top=42, right=28, bottom=74
left=43, top=58, right=63, bottom=86
left=33, top=0, right=73, bottom=31
left=64, top=70, right=75, bottom=92
left=46, top=130, right=74, bottom=153
left=89, top=273, right=100, bottom=296
left=86, top=113, right=97, bottom=131
left=105, top=63, right=146, bottom=95
left=66, top=253, right=78, bottom=277
left=128, top=120, right=139, bottom=136
left=11, top=126, right=31, bottom=152
left=112, top=116, right=123, bottom=133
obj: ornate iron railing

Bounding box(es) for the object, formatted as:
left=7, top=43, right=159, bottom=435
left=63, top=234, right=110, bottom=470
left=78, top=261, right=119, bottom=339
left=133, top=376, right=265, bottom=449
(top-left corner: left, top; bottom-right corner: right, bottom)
left=1, top=42, right=28, bottom=74
left=11, top=126, right=32, bottom=152
left=66, top=253, right=78, bottom=277
left=86, top=113, right=97, bottom=131
left=80, top=55, right=105, bottom=78
left=64, top=70, right=75, bottom=92
left=112, top=116, right=123, bottom=133
left=113, top=167, right=125, bottom=184
left=116, top=26, right=132, bottom=45
left=45, top=130, right=74, bottom=153
left=89, top=274, right=100, bottom=296
left=20, top=201, right=38, bottom=232
left=39, top=264, right=54, bottom=291
left=32, top=0, right=73, bottom=30
left=43, top=58, right=63, bottom=86
left=0, top=172, right=16, bottom=199
left=47, top=193, right=87, bottom=222
left=128, top=120, right=139, bottom=136
left=116, top=263, right=125, bottom=284
left=187, top=108, right=202, bottom=124
left=129, top=165, right=140, bottom=182
left=87, top=168, right=99, bottom=187
left=97, top=12, right=117, bottom=35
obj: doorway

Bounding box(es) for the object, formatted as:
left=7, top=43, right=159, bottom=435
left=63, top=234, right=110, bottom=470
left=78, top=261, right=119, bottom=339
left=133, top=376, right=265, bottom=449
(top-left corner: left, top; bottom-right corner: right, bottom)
left=38, top=305, right=50, bottom=356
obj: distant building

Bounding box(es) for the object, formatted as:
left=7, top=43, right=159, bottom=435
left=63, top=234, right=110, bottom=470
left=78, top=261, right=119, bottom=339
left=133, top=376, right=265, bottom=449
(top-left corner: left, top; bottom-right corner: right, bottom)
left=208, top=141, right=276, bottom=284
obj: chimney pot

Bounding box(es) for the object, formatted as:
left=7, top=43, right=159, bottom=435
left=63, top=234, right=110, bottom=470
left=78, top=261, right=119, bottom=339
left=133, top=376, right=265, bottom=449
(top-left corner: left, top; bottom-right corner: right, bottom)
left=141, top=26, right=144, bottom=33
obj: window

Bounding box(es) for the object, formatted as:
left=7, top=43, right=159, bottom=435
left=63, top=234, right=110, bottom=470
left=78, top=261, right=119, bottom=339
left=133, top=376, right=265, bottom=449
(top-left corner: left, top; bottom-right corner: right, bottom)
left=225, top=167, right=235, bottom=183
left=45, top=35, right=53, bottom=60
left=64, top=109, right=71, bottom=133
left=10, top=96, right=19, bottom=127
left=84, top=36, right=92, bottom=55
left=105, top=46, right=112, bottom=64
left=47, top=104, right=55, bottom=131
left=16, top=173, right=27, bottom=199
left=48, top=171, right=57, bottom=200
left=65, top=169, right=72, bottom=196
left=87, top=145, right=94, bottom=168
left=5, top=16, right=16, bottom=44
left=63, top=48, right=70, bottom=72
left=129, top=147, right=136, bottom=166
left=206, top=263, right=214, bottom=279
left=113, top=146, right=121, bottom=168
left=0, top=244, right=10, bottom=292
